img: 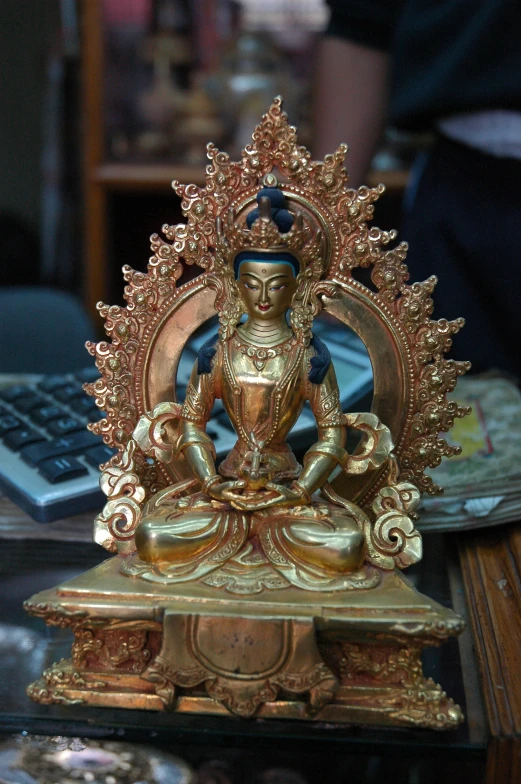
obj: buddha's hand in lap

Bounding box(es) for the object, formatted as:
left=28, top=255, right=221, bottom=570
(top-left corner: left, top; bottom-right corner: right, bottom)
left=224, top=482, right=306, bottom=512
left=207, top=479, right=246, bottom=503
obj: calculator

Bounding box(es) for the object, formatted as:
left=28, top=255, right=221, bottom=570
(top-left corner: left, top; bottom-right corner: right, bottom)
left=0, top=321, right=373, bottom=523
left=0, top=366, right=113, bottom=522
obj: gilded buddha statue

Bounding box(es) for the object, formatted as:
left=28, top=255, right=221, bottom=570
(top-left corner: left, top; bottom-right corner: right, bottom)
left=132, top=185, right=381, bottom=591
left=25, top=99, right=470, bottom=729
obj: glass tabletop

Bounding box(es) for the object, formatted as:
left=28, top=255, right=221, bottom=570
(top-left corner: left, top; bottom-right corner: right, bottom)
left=0, top=524, right=487, bottom=764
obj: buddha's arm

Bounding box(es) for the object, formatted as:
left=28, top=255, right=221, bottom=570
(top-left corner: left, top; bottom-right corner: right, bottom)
left=181, top=422, right=245, bottom=499
left=294, top=361, right=347, bottom=499
left=178, top=358, right=244, bottom=497
left=179, top=422, right=218, bottom=488
left=294, top=425, right=346, bottom=499
left=177, top=362, right=219, bottom=490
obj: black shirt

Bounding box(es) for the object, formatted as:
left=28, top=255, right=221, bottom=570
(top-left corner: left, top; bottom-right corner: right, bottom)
left=326, top=0, right=521, bottom=131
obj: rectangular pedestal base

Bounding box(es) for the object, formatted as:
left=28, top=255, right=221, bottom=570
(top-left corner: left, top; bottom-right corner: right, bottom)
left=25, top=557, right=464, bottom=731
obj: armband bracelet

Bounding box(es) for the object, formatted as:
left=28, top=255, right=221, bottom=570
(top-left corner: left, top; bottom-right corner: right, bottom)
left=291, top=480, right=312, bottom=503
left=303, top=441, right=348, bottom=470
left=176, top=429, right=216, bottom=459
left=201, top=474, right=221, bottom=494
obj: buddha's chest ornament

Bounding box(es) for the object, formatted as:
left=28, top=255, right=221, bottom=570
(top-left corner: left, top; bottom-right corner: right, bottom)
left=232, top=332, right=298, bottom=371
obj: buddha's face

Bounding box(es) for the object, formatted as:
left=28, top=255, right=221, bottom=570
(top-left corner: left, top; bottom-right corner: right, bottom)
left=237, top=260, right=298, bottom=320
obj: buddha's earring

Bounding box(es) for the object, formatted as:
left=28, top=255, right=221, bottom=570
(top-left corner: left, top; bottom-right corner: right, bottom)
left=290, top=273, right=318, bottom=346
left=217, top=277, right=246, bottom=341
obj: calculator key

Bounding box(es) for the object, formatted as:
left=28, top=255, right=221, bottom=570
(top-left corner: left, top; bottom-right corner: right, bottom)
left=30, top=405, right=63, bottom=426
left=37, top=375, right=70, bottom=393
left=21, top=430, right=100, bottom=467
left=46, top=417, right=85, bottom=437
left=0, top=414, right=24, bottom=436
left=74, top=367, right=100, bottom=384
left=14, top=394, right=49, bottom=414
left=54, top=384, right=83, bottom=403
left=0, top=385, right=32, bottom=403
left=69, top=396, right=99, bottom=416
left=38, top=455, right=88, bottom=484
left=4, top=428, right=47, bottom=451
left=84, top=444, right=118, bottom=468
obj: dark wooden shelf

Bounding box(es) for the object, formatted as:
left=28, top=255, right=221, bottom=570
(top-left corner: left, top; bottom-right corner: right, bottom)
left=94, top=163, right=207, bottom=191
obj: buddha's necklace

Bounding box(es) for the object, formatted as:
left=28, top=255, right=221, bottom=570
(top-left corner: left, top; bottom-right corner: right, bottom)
left=233, top=330, right=297, bottom=371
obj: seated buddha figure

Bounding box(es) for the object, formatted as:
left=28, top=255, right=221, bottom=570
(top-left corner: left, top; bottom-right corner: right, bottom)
left=133, top=187, right=389, bottom=593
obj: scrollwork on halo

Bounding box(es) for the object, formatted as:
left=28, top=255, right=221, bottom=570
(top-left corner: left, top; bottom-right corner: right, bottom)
left=93, top=439, right=145, bottom=554
left=365, top=479, right=422, bottom=570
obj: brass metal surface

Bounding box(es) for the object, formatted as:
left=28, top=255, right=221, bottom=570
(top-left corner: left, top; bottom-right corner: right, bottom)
left=26, top=559, right=463, bottom=729
left=25, top=98, right=468, bottom=728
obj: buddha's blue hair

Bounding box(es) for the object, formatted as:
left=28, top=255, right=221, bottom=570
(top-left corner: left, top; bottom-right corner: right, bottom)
left=246, top=187, right=294, bottom=233
left=197, top=332, right=219, bottom=375
left=233, top=250, right=299, bottom=279
left=308, top=333, right=331, bottom=384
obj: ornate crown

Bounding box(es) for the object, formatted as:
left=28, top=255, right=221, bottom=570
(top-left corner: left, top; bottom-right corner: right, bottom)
left=215, top=175, right=324, bottom=278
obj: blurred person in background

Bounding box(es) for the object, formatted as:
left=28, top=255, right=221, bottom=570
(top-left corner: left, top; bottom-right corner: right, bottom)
left=314, top=1, right=521, bottom=379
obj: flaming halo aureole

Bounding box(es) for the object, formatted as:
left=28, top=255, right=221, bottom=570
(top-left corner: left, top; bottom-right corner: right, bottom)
left=85, top=95, right=470, bottom=530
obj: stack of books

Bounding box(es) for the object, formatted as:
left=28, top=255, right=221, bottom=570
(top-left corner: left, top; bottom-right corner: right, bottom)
left=418, top=376, right=521, bottom=532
